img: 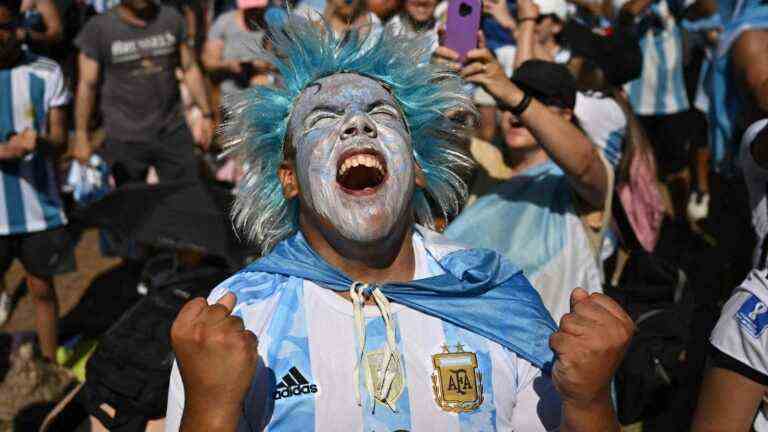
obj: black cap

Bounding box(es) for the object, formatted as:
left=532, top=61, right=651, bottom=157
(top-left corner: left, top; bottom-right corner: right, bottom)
left=511, top=60, right=577, bottom=109
left=561, top=20, right=642, bottom=87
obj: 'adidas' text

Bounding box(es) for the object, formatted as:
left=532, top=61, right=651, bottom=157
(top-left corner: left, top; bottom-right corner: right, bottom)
left=273, top=367, right=319, bottom=400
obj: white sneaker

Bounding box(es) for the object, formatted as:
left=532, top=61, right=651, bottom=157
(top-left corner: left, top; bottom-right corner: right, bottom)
left=687, top=191, right=710, bottom=222
left=0, top=291, right=11, bottom=326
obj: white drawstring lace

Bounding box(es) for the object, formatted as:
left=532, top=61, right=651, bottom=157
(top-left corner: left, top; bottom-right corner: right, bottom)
left=349, top=281, right=401, bottom=413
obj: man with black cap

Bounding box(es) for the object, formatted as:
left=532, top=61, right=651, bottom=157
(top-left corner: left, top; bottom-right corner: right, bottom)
left=444, top=37, right=611, bottom=323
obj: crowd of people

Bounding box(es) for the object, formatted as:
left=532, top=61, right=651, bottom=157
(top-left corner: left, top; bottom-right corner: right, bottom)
left=0, top=0, right=767, bottom=429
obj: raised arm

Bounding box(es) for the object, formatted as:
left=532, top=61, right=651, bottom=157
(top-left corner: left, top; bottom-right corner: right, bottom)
left=458, top=36, right=609, bottom=209
left=732, top=31, right=768, bottom=168
left=19, top=0, right=62, bottom=45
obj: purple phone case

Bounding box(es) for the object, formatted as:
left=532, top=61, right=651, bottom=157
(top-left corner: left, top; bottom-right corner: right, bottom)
left=445, top=0, right=482, bottom=63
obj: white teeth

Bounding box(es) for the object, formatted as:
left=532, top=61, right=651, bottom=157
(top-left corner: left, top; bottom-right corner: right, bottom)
left=338, top=154, right=384, bottom=176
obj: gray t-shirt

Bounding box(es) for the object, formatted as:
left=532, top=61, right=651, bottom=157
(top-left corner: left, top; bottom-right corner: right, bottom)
left=75, top=6, right=187, bottom=142
left=207, top=10, right=265, bottom=98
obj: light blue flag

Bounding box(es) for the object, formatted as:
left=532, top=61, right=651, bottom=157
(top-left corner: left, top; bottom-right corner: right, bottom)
left=239, top=228, right=559, bottom=372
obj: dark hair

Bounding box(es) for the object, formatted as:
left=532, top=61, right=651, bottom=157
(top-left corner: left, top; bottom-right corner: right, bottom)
left=0, top=0, right=21, bottom=16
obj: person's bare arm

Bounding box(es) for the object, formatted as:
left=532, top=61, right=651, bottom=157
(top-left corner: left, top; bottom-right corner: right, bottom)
left=74, top=53, right=99, bottom=163
left=459, top=44, right=608, bottom=208
left=180, top=42, right=214, bottom=149
left=21, top=0, right=63, bottom=45
left=692, top=367, right=766, bottom=432
left=44, top=106, right=67, bottom=159
left=514, top=88, right=608, bottom=208
left=732, top=30, right=768, bottom=168
left=513, top=0, right=538, bottom=69
left=201, top=38, right=240, bottom=75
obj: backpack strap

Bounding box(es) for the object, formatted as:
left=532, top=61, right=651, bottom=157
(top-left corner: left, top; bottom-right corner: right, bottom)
left=580, top=151, right=616, bottom=283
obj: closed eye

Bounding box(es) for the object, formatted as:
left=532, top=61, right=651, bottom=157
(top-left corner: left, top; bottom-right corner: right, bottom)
left=305, top=112, right=340, bottom=130
left=369, top=105, right=400, bottom=120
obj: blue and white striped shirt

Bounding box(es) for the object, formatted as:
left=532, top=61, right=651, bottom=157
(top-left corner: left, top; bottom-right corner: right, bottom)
left=616, top=0, right=691, bottom=116
left=166, top=231, right=562, bottom=431
left=0, top=54, right=69, bottom=235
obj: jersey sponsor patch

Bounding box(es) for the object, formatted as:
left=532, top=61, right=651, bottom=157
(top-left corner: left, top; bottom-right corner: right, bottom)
left=273, top=367, right=319, bottom=400
left=736, top=294, right=768, bottom=338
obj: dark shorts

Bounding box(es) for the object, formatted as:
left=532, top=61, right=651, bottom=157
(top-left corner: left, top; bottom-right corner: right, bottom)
left=638, top=111, right=693, bottom=177
left=104, top=122, right=198, bottom=187
left=0, top=226, right=70, bottom=278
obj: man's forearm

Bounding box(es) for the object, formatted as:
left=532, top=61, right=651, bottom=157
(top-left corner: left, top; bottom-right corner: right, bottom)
left=75, top=81, right=96, bottom=137
left=185, top=65, right=213, bottom=115
left=560, top=393, right=621, bottom=432
left=500, top=89, right=608, bottom=208
left=514, top=21, right=536, bottom=69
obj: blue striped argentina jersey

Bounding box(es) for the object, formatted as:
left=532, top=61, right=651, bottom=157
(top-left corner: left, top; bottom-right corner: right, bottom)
left=166, top=232, right=563, bottom=431
left=710, top=269, right=768, bottom=431
left=575, top=92, right=626, bottom=170
left=614, top=0, right=691, bottom=115
left=0, top=54, right=68, bottom=235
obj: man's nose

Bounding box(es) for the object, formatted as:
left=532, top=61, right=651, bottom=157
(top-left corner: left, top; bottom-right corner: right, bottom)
left=340, top=113, right=378, bottom=140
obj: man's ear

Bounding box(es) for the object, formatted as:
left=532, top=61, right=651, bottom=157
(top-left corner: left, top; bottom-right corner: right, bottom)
left=278, top=160, right=300, bottom=199
left=414, top=161, right=427, bottom=190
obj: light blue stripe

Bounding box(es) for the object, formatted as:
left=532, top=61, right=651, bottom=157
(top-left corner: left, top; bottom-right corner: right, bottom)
left=605, top=129, right=624, bottom=168
left=669, top=28, right=688, bottom=112
left=262, top=279, right=316, bottom=431
left=28, top=74, right=62, bottom=230
left=0, top=71, right=26, bottom=232
left=358, top=314, right=412, bottom=431
left=442, top=322, right=497, bottom=431
left=628, top=36, right=649, bottom=111
left=653, top=34, right=670, bottom=114
left=0, top=70, right=13, bottom=139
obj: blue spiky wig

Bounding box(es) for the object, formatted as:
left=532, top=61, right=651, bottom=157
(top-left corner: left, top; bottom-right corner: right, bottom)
left=223, top=13, right=476, bottom=253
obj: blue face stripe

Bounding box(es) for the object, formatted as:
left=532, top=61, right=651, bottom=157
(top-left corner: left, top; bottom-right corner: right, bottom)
left=357, top=314, right=412, bottom=431
left=0, top=71, right=27, bottom=232
left=262, top=279, right=316, bottom=430
left=442, top=321, right=497, bottom=431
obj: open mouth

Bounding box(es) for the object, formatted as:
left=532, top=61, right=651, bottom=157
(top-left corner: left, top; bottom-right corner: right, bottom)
left=336, top=149, right=388, bottom=195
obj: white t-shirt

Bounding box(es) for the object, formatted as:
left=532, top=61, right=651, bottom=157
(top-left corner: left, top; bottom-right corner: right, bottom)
left=575, top=92, right=627, bottom=169
left=166, top=233, right=562, bottom=431
left=710, top=269, right=768, bottom=431
left=740, top=119, right=768, bottom=269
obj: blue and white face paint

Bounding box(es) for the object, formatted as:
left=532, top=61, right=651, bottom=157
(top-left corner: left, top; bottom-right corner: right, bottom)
left=288, top=73, right=415, bottom=242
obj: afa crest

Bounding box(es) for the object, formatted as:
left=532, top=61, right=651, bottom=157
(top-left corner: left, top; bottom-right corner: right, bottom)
left=431, top=343, right=483, bottom=413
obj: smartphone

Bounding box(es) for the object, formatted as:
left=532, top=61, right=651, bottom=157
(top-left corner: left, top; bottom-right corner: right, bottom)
left=444, top=0, right=482, bottom=63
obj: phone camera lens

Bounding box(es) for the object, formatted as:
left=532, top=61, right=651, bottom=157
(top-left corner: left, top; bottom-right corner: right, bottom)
left=459, top=2, right=472, bottom=16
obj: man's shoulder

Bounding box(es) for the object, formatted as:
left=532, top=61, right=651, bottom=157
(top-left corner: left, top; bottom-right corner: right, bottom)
left=19, top=54, right=62, bottom=79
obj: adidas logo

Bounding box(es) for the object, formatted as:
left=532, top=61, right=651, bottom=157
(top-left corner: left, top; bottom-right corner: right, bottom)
left=273, top=367, right=319, bottom=400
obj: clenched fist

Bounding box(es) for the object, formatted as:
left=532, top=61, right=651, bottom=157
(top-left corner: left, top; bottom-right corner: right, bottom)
left=171, top=292, right=259, bottom=431
left=551, top=288, right=634, bottom=409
